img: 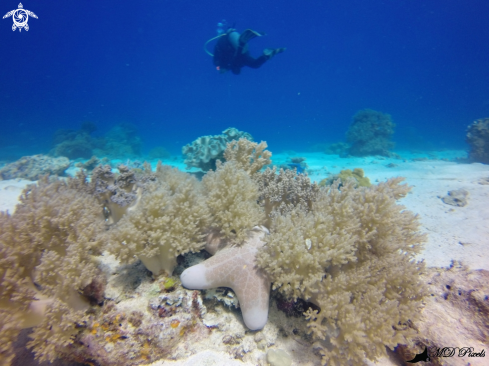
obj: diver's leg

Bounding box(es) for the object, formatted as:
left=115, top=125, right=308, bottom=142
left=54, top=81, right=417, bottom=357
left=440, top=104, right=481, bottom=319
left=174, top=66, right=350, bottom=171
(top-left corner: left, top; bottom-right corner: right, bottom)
left=242, top=53, right=268, bottom=69
left=242, top=48, right=286, bottom=69
left=263, top=48, right=286, bottom=60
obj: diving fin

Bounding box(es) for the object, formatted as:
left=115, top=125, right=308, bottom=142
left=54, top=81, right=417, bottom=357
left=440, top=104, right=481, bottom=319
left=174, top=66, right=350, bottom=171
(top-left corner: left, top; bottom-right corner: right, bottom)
left=263, top=47, right=286, bottom=60
left=238, top=29, right=265, bottom=46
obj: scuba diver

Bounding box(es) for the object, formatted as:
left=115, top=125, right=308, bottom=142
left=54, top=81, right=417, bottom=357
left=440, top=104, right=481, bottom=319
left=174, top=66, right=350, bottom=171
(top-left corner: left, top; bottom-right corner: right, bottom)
left=205, top=21, right=286, bottom=75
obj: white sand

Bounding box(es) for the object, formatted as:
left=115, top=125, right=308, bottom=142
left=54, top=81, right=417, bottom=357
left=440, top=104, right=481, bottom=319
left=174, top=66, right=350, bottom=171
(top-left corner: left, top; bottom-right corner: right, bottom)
left=0, top=178, right=33, bottom=214
left=148, top=350, right=256, bottom=366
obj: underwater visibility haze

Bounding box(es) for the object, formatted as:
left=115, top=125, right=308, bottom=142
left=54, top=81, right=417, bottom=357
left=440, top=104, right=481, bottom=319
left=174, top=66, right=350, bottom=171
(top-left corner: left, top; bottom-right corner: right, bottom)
left=0, top=0, right=488, bottom=156
left=1, top=1, right=489, bottom=366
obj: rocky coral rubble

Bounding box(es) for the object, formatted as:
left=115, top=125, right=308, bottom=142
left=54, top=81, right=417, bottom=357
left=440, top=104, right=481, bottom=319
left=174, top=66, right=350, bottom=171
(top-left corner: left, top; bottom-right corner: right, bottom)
left=0, top=154, right=70, bottom=180
left=181, top=127, right=253, bottom=171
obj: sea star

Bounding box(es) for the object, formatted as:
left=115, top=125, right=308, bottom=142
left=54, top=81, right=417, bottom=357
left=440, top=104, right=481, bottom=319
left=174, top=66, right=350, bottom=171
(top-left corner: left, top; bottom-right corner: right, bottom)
left=180, top=226, right=271, bottom=330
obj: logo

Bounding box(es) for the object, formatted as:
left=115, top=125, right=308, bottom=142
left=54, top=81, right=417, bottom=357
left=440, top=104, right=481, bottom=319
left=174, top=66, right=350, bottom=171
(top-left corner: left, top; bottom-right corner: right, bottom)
left=3, top=3, right=38, bottom=32
left=406, top=346, right=485, bottom=363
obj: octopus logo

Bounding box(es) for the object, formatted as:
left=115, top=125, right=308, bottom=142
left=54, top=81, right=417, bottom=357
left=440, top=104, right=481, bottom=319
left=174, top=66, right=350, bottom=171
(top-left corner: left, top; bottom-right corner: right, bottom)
left=3, top=3, right=38, bottom=32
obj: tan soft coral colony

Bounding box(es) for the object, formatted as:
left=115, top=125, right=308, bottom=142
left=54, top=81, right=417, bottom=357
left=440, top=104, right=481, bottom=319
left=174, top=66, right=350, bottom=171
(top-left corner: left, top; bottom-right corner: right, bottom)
left=0, top=177, right=105, bottom=363
left=257, top=178, right=427, bottom=365
left=0, top=138, right=427, bottom=365
left=106, top=163, right=211, bottom=275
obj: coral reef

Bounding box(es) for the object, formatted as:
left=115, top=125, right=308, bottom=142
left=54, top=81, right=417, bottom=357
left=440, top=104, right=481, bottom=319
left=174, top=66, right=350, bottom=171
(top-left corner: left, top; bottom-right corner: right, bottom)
left=182, top=128, right=253, bottom=171
left=223, top=138, right=272, bottom=177
left=256, top=178, right=426, bottom=365
left=0, top=177, right=105, bottom=363
left=0, top=154, right=70, bottom=180
left=102, top=123, right=142, bottom=157
left=54, top=134, right=93, bottom=159
left=83, top=163, right=155, bottom=224
left=52, top=122, right=98, bottom=159
left=346, top=109, right=395, bottom=157
left=319, top=167, right=371, bottom=188
left=182, top=140, right=426, bottom=364
left=60, top=276, right=210, bottom=366
left=75, top=155, right=103, bottom=171
left=466, top=117, right=489, bottom=164
left=255, top=166, right=319, bottom=228
left=179, top=140, right=274, bottom=329
left=52, top=122, right=143, bottom=160
left=202, top=160, right=264, bottom=244
left=106, top=164, right=211, bottom=276
left=1, top=140, right=429, bottom=366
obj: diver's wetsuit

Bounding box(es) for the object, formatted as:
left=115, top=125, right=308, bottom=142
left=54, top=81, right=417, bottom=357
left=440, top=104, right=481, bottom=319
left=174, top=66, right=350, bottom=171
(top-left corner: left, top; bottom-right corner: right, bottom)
left=213, top=29, right=283, bottom=75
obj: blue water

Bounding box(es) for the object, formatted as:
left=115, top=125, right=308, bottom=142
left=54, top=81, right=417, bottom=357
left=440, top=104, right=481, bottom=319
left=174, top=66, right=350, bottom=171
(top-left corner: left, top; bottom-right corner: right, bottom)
left=1, top=0, right=488, bottom=158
